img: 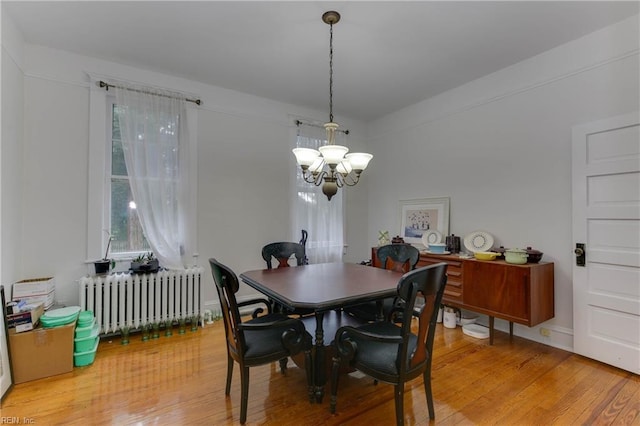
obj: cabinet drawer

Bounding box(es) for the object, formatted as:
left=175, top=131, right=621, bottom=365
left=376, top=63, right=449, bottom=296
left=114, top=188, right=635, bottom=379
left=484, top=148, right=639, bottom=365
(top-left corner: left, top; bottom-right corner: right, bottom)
left=419, top=254, right=463, bottom=303
left=419, top=255, right=462, bottom=269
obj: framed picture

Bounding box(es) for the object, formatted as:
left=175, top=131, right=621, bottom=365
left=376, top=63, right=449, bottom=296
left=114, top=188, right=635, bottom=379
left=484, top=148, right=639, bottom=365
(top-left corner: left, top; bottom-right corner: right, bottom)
left=398, top=197, right=450, bottom=245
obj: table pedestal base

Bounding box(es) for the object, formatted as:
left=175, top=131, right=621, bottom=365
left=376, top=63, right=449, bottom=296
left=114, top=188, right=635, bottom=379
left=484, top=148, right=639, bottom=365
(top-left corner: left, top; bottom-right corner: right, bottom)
left=290, top=310, right=365, bottom=403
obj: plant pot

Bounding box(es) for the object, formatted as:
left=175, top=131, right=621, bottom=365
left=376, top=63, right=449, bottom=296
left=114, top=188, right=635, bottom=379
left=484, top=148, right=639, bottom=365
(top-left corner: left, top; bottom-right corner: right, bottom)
left=94, top=260, right=111, bottom=275
left=130, top=259, right=160, bottom=274
left=146, top=259, right=159, bottom=271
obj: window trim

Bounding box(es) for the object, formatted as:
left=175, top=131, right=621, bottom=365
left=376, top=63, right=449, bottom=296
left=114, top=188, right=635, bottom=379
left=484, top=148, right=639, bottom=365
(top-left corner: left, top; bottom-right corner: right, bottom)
left=87, top=85, right=109, bottom=263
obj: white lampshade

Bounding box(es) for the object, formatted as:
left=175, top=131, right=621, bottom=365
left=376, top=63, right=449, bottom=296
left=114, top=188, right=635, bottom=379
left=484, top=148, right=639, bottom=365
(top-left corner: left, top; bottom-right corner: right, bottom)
left=336, top=160, right=352, bottom=175
left=345, top=152, right=372, bottom=171
left=319, top=145, right=349, bottom=165
left=309, top=157, right=324, bottom=173
left=292, top=148, right=320, bottom=167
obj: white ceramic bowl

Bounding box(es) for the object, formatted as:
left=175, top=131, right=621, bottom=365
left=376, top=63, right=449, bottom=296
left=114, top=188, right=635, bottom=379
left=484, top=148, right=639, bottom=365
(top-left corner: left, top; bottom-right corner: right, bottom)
left=429, top=243, right=446, bottom=254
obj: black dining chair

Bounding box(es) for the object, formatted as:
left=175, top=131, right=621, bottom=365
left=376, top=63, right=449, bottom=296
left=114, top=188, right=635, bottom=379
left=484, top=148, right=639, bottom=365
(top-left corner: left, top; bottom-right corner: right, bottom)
left=330, top=262, right=448, bottom=425
left=344, top=244, right=420, bottom=322
left=261, top=239, right=314, bottom=316
left=299, top=229, right=309, bottom=265
left=209, top=258, right=313, bottom=424
left=261, top=242, right=307, bottom=269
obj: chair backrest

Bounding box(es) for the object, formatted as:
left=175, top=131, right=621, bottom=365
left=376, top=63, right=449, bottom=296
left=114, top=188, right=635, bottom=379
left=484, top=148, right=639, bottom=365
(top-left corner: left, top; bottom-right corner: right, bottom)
left=396, top=262, right=447, bottom=373
left=376, top=244, right=420, bottom=273
left=299, top=230, right=309, bottom=265
left=262, top=242, right=306, bottom=269
left=209, top=258, right=246, bottom=357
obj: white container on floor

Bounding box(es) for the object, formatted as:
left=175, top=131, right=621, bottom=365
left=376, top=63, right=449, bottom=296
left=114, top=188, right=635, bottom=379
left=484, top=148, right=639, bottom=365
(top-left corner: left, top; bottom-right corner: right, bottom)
left=443, top=307, right=458, bottom=329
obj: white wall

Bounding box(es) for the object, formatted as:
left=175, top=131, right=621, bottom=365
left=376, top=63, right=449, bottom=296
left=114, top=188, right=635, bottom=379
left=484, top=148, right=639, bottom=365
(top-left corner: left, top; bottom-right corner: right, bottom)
left=1, top=11, right=368, bottom=309
left=365, top=15, right=639, bottom=350
left=1, top=10, right=25, bottom=289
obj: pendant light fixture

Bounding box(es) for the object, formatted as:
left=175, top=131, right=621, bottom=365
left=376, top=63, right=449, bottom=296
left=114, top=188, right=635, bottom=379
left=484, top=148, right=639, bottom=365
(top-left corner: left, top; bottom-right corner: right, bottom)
left=293, top=11, right=373, bottom=201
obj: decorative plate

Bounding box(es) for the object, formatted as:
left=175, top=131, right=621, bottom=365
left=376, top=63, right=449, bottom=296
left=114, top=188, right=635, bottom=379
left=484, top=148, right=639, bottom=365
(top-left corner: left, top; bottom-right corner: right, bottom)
left=463, top=231, right=494, bottom=253
left=421, top=229, right=443, bottom=247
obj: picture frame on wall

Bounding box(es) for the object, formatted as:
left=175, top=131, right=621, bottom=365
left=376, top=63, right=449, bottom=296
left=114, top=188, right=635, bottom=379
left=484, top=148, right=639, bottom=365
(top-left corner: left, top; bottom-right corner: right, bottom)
left=398, top=197, right=450, bottom=245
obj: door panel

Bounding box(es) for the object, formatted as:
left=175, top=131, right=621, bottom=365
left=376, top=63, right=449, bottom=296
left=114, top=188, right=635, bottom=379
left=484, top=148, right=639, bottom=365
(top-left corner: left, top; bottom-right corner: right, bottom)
left=588, top=219, right=640, bottom=267
left=589, top=307, right=640, bottom=350
left=588, top=264, right=640, bottom=315
left=572, top=111, right=640, bottom=374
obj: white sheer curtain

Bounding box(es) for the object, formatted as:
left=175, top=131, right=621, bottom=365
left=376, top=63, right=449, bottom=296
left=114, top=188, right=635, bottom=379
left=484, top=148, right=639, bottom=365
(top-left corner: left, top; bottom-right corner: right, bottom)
left=292, top=122, right=345, bottom=263
left=115, top=83, right=192, bottom=270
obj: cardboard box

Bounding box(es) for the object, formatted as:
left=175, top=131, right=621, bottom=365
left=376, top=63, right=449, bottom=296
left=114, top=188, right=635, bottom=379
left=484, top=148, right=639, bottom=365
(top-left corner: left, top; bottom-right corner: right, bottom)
left=16, top=291, right=55, bottom=310
left=12, top=277, right=55, bottom=298
left=8, top=322, right=75, bottom=384
left=5, top=300, right=27, bottom=314
left=7, top=303, right=44, bottom=332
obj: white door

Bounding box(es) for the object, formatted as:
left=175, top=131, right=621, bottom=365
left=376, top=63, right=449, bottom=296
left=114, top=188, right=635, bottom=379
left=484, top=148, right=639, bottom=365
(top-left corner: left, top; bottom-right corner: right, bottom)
left=572, top=111, right=640, bottom=374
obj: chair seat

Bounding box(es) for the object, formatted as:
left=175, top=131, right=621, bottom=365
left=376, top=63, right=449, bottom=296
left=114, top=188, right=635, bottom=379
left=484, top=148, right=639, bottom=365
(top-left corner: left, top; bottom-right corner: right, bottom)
left=243, top=313, right=300, bottom=361
left=346, top=321, right=417, bottom=377
left=344, top=297, right=396, bottom=322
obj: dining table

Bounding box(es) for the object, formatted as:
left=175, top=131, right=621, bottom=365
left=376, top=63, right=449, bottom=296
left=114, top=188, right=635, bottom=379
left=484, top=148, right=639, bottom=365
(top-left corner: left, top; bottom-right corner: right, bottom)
left=239, top=262, right=404, bottom=403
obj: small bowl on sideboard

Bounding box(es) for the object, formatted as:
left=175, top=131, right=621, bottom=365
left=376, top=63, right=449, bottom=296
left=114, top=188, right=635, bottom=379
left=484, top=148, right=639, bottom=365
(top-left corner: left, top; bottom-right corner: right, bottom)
left=474, top=251, right=497, bottom=261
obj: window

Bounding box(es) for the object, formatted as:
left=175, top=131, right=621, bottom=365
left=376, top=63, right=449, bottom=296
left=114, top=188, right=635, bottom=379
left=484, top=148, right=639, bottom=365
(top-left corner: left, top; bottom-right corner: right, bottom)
left=87, top=78, right=198, bottom=266
left=108, top=103, right=150, bottom=255
left=291, top=121, right=345, bottom=263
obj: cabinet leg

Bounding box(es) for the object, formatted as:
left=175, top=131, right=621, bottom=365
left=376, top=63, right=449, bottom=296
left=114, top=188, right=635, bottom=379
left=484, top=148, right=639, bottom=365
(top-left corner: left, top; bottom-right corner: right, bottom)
left=509, top=321, right=513, bottom=340
left=489, top=316, right=494, bottom=345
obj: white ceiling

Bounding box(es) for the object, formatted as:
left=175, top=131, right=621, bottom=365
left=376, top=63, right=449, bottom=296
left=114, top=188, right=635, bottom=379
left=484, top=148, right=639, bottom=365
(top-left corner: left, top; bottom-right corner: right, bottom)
left=3, top=1, right=638, bottom=122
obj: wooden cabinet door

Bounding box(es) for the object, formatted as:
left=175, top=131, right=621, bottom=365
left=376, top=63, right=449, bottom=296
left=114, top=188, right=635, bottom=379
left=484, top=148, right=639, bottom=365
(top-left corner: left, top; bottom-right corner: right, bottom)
left=463, top=262, right=531, bottom=324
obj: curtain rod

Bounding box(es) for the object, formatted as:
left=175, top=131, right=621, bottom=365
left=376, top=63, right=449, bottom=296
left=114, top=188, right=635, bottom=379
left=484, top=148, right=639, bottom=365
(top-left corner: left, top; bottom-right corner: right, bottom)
left=295, top=119, right=349, bottom=135
left=98, top=81, right=201, bottom=105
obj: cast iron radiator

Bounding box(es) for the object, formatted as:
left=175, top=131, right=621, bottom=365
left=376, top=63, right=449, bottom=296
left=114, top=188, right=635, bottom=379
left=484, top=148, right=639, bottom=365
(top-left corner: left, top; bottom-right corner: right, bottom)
left=79, top=267, right=204, bottom=335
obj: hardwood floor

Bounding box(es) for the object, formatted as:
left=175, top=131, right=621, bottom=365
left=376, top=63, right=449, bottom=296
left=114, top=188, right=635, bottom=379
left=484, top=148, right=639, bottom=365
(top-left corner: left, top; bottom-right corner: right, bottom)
left=1, top=319, right=638, bottom=425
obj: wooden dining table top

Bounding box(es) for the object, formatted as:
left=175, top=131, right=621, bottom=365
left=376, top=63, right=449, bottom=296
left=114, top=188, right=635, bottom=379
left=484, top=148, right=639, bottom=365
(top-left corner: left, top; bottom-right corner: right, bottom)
left=240, top=262, right=404, bottom=312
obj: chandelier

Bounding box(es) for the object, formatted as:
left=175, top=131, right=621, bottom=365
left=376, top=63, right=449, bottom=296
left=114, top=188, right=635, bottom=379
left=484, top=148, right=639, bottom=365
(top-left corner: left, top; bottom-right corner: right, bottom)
left=293, top=11, right=373, bottom=201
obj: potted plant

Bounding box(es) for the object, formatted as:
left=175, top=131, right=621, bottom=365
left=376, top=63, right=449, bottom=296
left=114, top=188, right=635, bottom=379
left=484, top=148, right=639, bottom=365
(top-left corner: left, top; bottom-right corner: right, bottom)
left=94, top=233, right=114, bottom=275
left=130, top=252, right=159, bottom=274
left=130, top=253, right=146, bottom=272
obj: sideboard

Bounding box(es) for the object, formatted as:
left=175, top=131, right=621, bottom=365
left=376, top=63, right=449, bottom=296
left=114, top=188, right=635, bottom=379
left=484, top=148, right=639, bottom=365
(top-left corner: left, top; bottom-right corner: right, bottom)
left=371, top=247, right=555, bottom=344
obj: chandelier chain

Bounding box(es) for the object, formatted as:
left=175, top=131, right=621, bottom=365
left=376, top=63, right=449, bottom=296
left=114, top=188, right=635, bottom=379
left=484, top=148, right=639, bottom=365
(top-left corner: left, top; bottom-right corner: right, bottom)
left=329, top=20, right=334, bottom=123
